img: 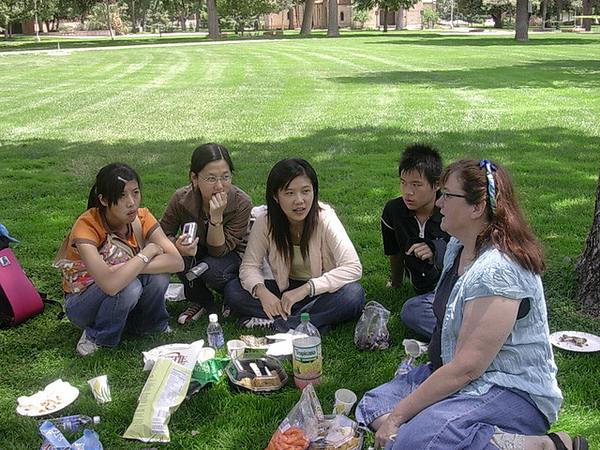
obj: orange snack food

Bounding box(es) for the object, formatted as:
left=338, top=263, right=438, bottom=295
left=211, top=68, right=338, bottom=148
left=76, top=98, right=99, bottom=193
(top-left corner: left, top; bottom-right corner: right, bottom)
left=265, top=427, right=310, bottom=450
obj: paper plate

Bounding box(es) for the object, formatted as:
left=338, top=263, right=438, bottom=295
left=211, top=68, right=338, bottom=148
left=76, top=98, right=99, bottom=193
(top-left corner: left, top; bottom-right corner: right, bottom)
left=549, top=331, right=600, bottom=353
left=16, top=380, right=80, bottom=417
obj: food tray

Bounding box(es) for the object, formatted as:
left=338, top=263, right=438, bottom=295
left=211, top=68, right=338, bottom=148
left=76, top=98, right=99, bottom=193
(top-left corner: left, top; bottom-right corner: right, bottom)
left=225, top=355, right=288, bottom=393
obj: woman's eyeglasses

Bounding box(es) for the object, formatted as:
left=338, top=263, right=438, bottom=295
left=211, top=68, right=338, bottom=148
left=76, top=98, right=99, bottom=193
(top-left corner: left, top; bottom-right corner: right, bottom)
left=198, top=174, right=232, bottom=184
left=440, top=190, right=467, bottom=201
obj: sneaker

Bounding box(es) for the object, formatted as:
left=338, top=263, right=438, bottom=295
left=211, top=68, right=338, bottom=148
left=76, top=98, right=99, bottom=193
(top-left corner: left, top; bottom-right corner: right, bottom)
left=178, top=303, right=206, bottom=325
left=76, top=330, right=99, bottom=357
left=240, top=317, right=275, bottom=329
left=163, top=325, right=175, bottom=334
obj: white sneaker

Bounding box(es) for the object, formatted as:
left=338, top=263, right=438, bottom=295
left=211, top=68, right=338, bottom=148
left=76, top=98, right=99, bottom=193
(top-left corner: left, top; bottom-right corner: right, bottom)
left=242, top=317, right=275, bottom=329
left=76, top=330, right=99, bottom=356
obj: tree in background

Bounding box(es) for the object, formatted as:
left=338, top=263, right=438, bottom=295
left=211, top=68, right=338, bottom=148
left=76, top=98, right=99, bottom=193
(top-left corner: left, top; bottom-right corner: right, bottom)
left=514, top=0, right=528, bottom=40
left=483, top=0, right=514, bottom=27
left=353, top=0, right=419, bottom=31
left=300, top=0, right=314, bottom=33
left=219, top=0, right=275, bottom=33
left=327, top=0, right=338, bottom=35
left=206, top=0, right=218, bottom=37
left=576, top=171, right=600, bottom=318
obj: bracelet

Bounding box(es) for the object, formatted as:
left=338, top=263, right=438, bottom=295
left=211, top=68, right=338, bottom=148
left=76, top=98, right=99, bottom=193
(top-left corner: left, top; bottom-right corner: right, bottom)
left=308, top=280, right=315, bottom=297
left=136, top=253, right=150, bottom=264
left=252, top=283, right=264, bottom=298
left=209, top=220, right=223, bottom=228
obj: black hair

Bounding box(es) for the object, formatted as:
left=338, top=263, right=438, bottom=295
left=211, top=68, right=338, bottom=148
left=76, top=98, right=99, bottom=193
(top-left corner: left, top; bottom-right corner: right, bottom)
left=266, top=158, right=320, bottom=265
left=87, top=162, right=141, bottom=210
left=190, top=143, right=234, bottom=175
left=399, top=143, right=443, bottom=187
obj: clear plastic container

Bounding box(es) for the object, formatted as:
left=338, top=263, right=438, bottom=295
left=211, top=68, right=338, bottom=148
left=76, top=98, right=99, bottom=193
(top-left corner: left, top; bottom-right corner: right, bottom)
left=292, top=313, right=322, bottom=389
left=225, top=355, right=288, bottom=392
left=40, top=414, right=100, bottom=432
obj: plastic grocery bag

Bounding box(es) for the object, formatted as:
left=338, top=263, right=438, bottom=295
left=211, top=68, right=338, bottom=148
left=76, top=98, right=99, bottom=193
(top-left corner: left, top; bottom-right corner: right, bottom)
left=265, top=384, right=324, bottom=450
left=354, top=301, right=391, bottom=350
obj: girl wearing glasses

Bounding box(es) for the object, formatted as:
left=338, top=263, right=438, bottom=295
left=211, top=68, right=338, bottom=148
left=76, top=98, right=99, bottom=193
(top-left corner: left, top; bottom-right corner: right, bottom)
left=356, top=159, right=585, bottom=450
left=223, top=158, right=365, bottom=334
left=160, top=143, right=252, bottom=324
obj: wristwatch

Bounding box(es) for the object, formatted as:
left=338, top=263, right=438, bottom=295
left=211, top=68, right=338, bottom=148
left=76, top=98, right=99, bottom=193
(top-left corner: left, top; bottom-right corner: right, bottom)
left=209, top=220, right=223, bottom=227
left=136, top=253, right=150, bottom=264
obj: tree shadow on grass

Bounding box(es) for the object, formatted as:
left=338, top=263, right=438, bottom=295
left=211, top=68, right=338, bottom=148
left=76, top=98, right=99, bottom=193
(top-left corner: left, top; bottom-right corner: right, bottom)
left=329, top=59, right=600, bottom=90
left=368, top=34, right=600, bottom=47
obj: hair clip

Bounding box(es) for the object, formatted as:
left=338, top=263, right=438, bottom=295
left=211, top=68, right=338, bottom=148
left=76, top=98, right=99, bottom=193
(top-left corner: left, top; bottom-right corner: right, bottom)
left=479, top=160, right=497, bottom=214
left=117, top=176, right=128, bottom=184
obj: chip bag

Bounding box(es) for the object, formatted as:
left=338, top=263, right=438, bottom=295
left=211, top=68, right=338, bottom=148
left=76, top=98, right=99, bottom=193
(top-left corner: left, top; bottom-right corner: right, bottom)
left=354, top=301, right=391, bottom=350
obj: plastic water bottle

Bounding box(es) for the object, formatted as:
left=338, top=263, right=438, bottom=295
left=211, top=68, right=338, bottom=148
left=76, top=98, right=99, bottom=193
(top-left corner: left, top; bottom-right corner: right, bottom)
left=39, top=414, right=100, bottom=432
left=292, top=313, right=322, bottom=389
left=395, top=355, right=416, bottom=376
left=207, top=313, right=224, bottom=348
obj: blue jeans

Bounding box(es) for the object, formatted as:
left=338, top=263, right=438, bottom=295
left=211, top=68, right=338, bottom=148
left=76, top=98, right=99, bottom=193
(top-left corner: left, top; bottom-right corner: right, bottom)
left=400, top=291, right=436, bottom=340
left=356, top=364, right=549, bottom=450
left=65, top=273, right=171, bottom=347
left=178, top=251, right=241, bottom=311
left=223, top=278, right=365, bottom=334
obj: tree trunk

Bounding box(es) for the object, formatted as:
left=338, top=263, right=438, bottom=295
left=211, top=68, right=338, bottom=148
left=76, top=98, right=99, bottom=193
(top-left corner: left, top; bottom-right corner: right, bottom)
left=129, top=0, right=138, bottom=32
left=383, top=7, right=388, bottom=32
left=207, top=0, right=219, bottom=38
left=555, top=0, right=562, bottom=29
left=106, top=0, right=115, bottom=40
left=514, top=0, right=529, bottom=41
left=541, top=0, right=547, bottom=29
left=300, top=0, right=315, bottom=34
left=288, top=8, right=294, bottom=30
left=582, top=0, right=592, bottom=31
left=327, top=0, right=338, bottom=36
left=576, top=172, right=600, bottom=318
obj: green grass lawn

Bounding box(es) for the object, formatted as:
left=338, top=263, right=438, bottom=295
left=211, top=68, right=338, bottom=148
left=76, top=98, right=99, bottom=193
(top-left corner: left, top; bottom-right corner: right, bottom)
left=1, top=32, right=599, bottom=449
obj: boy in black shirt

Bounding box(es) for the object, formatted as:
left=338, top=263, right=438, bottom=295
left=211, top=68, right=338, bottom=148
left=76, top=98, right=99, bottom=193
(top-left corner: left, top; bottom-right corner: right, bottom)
left=381, top=144, right=450, bottom=340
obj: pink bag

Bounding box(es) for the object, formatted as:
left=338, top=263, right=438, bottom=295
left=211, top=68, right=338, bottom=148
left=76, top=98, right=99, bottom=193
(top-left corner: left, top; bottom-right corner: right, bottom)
left=0, top=247, right=44, bottom=327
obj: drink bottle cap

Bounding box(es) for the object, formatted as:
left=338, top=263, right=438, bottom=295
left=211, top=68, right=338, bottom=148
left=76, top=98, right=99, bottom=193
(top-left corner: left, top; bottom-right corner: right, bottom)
left=300, top=313, right=310, bottom=322
left=93, top=416, right=101, bottom=425
left=209, top=314, right=218, bottom=323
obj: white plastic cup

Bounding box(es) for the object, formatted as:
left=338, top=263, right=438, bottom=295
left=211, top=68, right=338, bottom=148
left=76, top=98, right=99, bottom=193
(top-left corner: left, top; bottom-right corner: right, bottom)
left=332, top=388, right=357, bottom=415
left=226, top=339, right=246, bottom=359
left=198, top=346, right=216, bottom=363
left=402, top=339, right=428, bottom=358
left=88, top=375, right=111, bottom=404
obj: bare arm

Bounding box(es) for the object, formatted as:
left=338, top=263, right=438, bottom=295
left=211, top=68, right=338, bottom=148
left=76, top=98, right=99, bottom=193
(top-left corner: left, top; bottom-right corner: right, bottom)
left=140, top=227, right=184, bottom=275
left=374, top=295, right=522, bottom=447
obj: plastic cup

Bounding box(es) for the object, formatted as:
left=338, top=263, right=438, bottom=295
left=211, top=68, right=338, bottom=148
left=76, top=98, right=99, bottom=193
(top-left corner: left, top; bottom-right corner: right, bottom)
left=332, top=388, right=357, bottom=415
left=402, top=339, right=428, bottom=358
left=198, top=346, right=216, bottom=363
left=227, top=340, right=246, bottom=359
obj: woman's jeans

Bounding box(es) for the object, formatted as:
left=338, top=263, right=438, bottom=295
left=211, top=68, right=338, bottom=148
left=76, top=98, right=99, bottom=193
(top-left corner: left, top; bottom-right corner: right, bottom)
left=178, top=251, right=241, bottom=311
left=223, top=278, right=365, bottom=333
left=356, top=364, right=549, bottom=450
left=65, top=273, right=170, bottom=347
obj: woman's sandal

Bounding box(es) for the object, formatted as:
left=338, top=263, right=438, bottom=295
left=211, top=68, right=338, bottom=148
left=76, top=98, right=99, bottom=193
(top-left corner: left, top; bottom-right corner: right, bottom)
left=548, top=432, right=589, bottom=450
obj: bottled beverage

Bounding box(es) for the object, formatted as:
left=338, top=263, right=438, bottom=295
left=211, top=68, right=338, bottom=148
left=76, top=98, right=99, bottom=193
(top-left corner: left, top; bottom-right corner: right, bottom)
left=395, top=355, right=415, bottom=376
left=207, top=313, right=224, bottom=348
left=39, top=414, right=100, bottom=432
left=292, top=313, right=322, bottom=389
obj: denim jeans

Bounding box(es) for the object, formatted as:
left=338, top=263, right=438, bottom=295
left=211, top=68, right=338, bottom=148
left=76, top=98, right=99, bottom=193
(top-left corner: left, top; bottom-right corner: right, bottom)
left=223, top=278, right=365, bottom=334
left=400, top=291, right=436, bottom=340
left=178, top=251, right=241, bottom=311
left=65, top=273, right=171, bottom=347
left=356, top=364, right=549, bottom=450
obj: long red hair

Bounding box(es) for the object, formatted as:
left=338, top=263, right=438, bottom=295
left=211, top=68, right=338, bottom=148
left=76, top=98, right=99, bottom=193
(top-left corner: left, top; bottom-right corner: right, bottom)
left=441, top=159, right=545, bottom=275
